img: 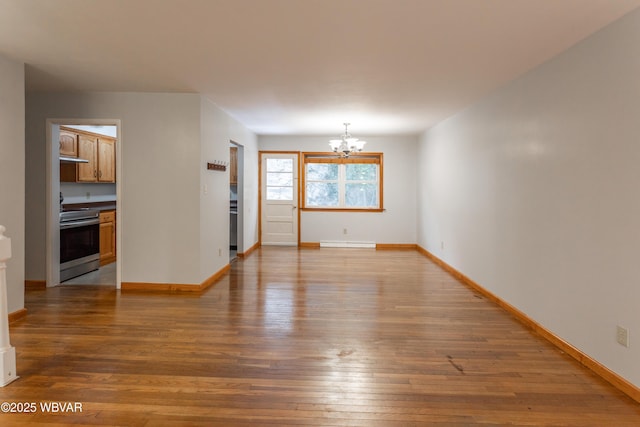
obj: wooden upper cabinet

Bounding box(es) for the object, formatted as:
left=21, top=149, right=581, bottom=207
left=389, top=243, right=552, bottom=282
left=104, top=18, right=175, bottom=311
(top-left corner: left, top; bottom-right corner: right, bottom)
left=78, top=135, right=99, bottom=182
left=60, top=128, right=116, bottom=183
left=230, top=146, right=238, bottom=185
left=98, top=138, right=116, bottom=182
left=59, top=129, right=78, bottom=157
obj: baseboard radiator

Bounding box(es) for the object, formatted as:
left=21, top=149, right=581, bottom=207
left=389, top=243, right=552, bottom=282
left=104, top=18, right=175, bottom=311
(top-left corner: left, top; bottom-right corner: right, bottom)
left=320, top=241, right=376, bottom=248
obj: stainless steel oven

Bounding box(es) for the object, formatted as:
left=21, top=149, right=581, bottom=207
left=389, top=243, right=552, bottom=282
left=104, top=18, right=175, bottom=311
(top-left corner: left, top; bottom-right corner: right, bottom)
left=60, top=209, right=100, bottom=282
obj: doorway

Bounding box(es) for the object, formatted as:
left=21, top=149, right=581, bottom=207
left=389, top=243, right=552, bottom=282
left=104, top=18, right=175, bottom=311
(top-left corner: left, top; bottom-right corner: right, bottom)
left=46, top=119, right=122, bottom=288
left=260, top=152, right=299, bottom=246
left=229, top=141, right=245, bottom=261
left=230, top=142, right=239, bottom=260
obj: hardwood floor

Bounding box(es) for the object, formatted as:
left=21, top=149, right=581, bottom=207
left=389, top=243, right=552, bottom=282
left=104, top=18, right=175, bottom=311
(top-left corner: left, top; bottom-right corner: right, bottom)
left=1, top=247, right=639, bottom=425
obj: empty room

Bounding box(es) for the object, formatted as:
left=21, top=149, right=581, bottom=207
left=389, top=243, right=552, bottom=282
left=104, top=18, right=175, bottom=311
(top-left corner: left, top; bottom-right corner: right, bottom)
left=0, top=0, right=639, bottom=425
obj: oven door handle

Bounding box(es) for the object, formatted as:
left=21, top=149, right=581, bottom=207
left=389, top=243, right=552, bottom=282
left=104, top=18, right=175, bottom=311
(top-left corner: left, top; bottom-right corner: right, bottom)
left=60, top=218, right=100, bottom=230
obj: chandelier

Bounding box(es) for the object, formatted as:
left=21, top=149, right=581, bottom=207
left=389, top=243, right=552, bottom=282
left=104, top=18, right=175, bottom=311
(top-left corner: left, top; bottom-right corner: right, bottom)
left=329, top=123, right=366, bottom=157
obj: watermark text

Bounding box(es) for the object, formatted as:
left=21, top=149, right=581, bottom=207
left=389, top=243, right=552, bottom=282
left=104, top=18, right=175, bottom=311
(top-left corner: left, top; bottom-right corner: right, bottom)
left=1, top=401, right=83, bottom=413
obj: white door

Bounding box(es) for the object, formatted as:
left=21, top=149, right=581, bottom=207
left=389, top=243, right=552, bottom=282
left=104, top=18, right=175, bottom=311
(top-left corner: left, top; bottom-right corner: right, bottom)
left=261, top=153, right=298, bottom=245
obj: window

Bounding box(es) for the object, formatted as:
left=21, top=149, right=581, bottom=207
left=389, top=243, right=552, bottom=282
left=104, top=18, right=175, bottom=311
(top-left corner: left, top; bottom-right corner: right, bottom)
left=265, top=158, right=294, bottom=201
left=302, top=153, right=383, bottom=211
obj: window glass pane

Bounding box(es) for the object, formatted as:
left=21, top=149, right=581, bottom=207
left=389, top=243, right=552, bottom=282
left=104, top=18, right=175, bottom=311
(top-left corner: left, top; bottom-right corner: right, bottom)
left=306, top=182, right=339, bottom=206
left=307, top=163, right=338, bottom=180
left=346, top=163, right=377, bottom=181
left=267, top=158, right=293, bottom=172
left=267, top=172, right=292, bottom=186
left=345, top=183, right=378, bottom=207
left=267, top=187, right=293, bottom=200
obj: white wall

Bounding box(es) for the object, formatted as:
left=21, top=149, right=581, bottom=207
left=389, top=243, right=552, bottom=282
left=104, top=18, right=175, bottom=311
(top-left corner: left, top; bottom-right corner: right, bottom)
left=26, top=92, right=203, bottom=284
left=259, top=135, right=418, bottom=244
left=0, top=54, right=25, bottom=313
left=417, top=9, right=640, bottom=387
left=199, top=97, right=258, bottom=281
left=26, top=92, right=258, bottom=286
left=60, top=182, right=116, bottom=204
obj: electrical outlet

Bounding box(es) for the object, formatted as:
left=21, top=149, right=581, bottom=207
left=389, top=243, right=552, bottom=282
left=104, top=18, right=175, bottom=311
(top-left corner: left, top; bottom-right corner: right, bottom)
left=616, top=325, right=629, bottom=347
left=218, top=248, right=222, bottom=256
left=343, top=228, right=347, bottom=235
left=441, top=241, right=444, bottom=250
left=85, top=192, right=90, bottom=199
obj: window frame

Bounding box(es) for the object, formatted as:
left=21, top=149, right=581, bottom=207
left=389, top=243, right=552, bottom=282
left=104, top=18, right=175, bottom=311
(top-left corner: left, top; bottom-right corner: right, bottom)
left=301, top=152, right=384, bottom=212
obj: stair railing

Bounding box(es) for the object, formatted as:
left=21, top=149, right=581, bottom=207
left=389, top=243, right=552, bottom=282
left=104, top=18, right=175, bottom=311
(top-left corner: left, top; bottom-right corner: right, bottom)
left=0, top=225, right=18, bottom=386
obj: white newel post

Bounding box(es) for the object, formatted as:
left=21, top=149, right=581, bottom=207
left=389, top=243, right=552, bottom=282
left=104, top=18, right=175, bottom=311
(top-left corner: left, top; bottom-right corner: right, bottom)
left=0, top=225, right=18, bottom=386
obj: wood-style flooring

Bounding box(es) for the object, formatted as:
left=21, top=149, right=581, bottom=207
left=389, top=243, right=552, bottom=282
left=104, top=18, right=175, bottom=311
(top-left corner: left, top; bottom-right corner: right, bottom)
left=59, top=262, right=116, bottom=286
left=1, top=247, right=639, bottom=426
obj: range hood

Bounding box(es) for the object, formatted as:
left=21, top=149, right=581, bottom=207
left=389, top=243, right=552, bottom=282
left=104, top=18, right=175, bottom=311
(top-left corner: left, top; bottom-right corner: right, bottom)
left=59, top=156, right=89, bottom=163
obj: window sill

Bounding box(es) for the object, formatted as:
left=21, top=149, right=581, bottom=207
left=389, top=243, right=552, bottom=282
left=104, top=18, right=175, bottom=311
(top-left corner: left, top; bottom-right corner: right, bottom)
left=301, top=208, right=384, bottom=213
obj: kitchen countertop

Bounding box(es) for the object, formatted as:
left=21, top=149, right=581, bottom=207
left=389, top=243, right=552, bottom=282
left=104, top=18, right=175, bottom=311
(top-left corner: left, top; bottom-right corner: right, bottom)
left=63, top=201, right=116, bottom=212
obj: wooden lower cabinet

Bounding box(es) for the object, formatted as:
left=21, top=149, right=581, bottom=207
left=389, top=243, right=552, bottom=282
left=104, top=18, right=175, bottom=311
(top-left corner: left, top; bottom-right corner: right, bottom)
left=99, top=210, right=116, bottom=266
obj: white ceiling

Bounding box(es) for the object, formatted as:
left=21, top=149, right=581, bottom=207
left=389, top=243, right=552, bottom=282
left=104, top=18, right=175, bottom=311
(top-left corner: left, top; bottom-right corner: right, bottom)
left=1, top=0, right=639, bottom=135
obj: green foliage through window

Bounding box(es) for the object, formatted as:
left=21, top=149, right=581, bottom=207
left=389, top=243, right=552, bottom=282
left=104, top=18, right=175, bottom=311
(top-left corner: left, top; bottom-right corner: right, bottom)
left=303, top=154, right=382, bottom=210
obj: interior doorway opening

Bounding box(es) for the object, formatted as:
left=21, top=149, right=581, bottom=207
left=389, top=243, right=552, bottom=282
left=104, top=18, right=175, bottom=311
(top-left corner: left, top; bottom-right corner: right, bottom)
left=230, top=141, right=243, bottom=261
left=46, top=119, right=122, bottom=289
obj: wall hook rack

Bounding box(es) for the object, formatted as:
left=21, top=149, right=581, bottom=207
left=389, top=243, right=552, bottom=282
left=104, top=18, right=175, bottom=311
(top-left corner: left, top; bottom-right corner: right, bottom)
left=207, top=160, right=228, bottom=171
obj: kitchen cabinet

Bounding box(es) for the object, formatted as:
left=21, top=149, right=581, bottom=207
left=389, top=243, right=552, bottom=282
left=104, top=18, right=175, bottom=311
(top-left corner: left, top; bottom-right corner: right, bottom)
left=98, top=138, right=116, bottom=182
left=99, top=210, right=116, bottom=266
left=59, top=128, right=78, bottom=157
left=79, top=136, right=115, bottom=183
left=61, top=128, right=116, bottom=183
left=78, top=134, right=98, bottom=181
left=230, top=146, right=238, bottom=185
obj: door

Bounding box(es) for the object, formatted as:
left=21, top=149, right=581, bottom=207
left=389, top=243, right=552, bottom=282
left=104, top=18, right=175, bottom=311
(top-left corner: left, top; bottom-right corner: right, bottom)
left=99, top=210, right=116, bottom=265
left=98, top=138, right=116, bottom=182
left=261, top=153, right=298, bottom=245
left=59, top=129, right=78, bottom=157
left=78, top=134, right=97, bottom=182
